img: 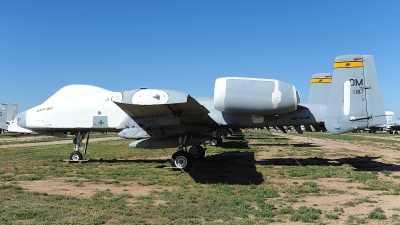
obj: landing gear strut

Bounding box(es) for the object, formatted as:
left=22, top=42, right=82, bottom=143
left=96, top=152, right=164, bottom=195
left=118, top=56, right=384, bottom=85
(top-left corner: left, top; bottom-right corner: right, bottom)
left=69, top=131, right=90, bottom=161
left=210, top=130, right=223, bottom=146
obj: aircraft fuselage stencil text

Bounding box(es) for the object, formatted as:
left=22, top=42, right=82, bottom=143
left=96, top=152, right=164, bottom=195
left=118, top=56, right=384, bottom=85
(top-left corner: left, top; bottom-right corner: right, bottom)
left=350, top=79, right=363, bottom=86
left=291, top=116, right=310, bottom=121
left=350, top=79, right=365, bottom=95
left=37, top=107, right=53, bottom=112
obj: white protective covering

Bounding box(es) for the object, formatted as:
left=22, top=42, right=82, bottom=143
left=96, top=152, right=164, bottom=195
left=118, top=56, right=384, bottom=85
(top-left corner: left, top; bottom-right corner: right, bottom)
left=214, top=77, right=299, bottom=115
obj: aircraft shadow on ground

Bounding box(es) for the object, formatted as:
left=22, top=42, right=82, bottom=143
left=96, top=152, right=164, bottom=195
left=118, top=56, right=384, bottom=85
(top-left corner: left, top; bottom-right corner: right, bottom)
left=242, top=136, right=288, bottom=140
left=188, top=151, right=264, bottom=185
left=257, top=156, right=400, bottom=172
left=217, top=137, right=298, bottom=149
left=249, top=142, right=322, bottom=148
left=224, top=135, right=246, bottom=141
left=216, top=141, right=250, bottom=149
left=73, top=158, right=169, bottom=164
left=74, top=152, right=264, bottom=185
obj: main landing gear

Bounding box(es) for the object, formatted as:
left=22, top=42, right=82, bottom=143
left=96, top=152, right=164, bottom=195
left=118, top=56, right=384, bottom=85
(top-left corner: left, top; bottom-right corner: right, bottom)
left=69, top=131, right=90, bottom=161
left=210, top=130, right=225, bottom=146
left=170, top=135, right=206, bottom=170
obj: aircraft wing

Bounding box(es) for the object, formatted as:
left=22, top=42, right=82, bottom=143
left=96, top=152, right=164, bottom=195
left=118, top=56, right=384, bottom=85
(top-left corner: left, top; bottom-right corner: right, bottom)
left=113, top=89, right=213, bottom=125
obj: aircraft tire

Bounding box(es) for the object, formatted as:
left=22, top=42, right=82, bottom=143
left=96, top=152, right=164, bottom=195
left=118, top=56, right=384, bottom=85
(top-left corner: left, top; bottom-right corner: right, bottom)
left=189, top=145, right=205, bottom=160
left=170, top=151, right=192, bottom=169
left=210, top=138, right=219, bottom=146
left=70, top=151, right=83, bottom=161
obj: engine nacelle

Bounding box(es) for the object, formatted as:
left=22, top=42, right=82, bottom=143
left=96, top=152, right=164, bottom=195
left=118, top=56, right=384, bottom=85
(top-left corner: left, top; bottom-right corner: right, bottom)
left=214, top=77, right=299, bottom=115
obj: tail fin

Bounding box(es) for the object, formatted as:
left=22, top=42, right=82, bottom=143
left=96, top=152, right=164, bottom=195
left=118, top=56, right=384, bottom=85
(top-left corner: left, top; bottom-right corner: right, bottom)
left=307, top=73, right=332, bottom=105
left=6, top=104, right=18, bottom=121
left=1, top=103, right=8, bottom=123
left=325, top=55, right=386, bottom=134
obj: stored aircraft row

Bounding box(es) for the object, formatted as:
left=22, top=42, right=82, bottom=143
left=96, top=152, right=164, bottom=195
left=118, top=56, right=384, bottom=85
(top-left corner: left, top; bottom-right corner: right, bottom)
left=8, top=54, right=387, bottom=169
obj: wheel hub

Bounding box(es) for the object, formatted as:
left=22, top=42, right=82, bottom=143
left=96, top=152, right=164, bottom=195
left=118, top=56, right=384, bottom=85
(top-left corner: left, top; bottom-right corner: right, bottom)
left=71, top=154, right=80, bottom=161
left=175, top=156, right=188, bottom=168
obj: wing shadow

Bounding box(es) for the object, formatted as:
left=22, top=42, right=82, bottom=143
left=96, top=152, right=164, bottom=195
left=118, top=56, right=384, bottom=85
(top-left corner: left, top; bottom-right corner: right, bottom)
left=257, top=156, right=400, bottom=172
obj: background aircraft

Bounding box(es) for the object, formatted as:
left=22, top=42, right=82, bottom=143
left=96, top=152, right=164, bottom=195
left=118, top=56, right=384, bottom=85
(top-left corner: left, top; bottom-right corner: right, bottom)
left=0, top=103, right=7, bottom=133
left=385, top=111, right=400, bottom=134
left=0, top=103, right=18, bottom=134
left=285, top=73, right=332, bottom=133
left=365, top=111, right=400, bottom=134
left=9, top=54, right=387, bottom=169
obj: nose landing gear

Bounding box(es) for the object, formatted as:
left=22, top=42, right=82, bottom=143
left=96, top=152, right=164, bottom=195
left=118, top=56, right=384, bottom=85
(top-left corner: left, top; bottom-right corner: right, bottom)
left=69, top=131, right=90, bottom=161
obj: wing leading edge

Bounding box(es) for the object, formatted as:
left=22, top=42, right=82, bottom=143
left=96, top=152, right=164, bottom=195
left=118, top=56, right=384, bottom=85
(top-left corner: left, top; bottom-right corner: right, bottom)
left=113, top=89, right=217, bottom=129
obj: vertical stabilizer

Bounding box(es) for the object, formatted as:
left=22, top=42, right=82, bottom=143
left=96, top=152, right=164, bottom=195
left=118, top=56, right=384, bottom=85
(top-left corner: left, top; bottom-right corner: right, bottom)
left=6, top=104, right=18, bottom=121
left=325, top=55, right=386, bottom=134
left=1, top=103, right=8, bottom=123
left=307, top=73, right=332, bottom=105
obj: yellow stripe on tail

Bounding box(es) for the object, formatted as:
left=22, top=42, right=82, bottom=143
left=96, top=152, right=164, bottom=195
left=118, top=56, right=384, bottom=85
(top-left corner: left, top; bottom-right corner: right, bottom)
left=310, top=78, right=332, bottom=84
left=334, top=61, right=363, bottom=68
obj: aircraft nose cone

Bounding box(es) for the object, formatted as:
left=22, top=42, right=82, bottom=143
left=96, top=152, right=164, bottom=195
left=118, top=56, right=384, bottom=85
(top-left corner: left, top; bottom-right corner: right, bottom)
left=7, top=110, right=34, bottom=133
left=15, top=110, right=28, bottom=127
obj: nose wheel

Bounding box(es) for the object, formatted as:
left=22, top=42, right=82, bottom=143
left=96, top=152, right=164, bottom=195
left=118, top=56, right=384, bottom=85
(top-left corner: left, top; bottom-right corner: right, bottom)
left=69, top=131, right=89, bottom=161
left=69, top=151, right=83, bottom=161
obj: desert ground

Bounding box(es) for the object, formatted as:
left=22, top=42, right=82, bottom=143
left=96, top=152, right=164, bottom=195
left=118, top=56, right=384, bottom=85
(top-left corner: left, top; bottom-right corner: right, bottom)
left=1, top=130, right=400, bottom=224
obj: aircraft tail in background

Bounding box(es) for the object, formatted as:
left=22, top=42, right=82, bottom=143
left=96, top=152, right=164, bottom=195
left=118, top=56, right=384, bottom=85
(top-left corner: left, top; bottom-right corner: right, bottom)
left=325, top=55, right=386, bottom=134
left=1, top=103, right=9, bottom=133
left=6, top=104, right=18, bottom=121
left=307, top=73, right=332, bottom=105
left=1, top=103, right=8, bottom=123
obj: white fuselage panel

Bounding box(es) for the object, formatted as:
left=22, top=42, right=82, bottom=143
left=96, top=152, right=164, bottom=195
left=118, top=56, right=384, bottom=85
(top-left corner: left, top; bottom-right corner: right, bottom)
left=21, top=85, right=127, bottom=130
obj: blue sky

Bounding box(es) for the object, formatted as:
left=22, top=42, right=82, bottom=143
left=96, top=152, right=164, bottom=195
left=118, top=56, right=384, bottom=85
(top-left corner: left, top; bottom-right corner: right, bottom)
left=1, top=1, right=399, bottom=117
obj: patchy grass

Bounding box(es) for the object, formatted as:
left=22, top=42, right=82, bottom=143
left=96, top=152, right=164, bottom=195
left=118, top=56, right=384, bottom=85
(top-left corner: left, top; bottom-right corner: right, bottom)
left=1, top=130, right=399, bottom=224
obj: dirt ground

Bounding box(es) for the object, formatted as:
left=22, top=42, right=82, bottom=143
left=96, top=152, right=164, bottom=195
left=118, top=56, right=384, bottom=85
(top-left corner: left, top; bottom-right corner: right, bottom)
left=0, top=136, right=122, bottom=148
left=261, top=133, right=400, bottom=224
left=4, top=132, right=400, bottom=224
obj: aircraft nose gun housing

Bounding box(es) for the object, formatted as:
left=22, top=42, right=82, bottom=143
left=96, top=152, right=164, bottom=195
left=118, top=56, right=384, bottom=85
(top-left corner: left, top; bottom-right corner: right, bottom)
left=214, top=77, right=298, bottom=115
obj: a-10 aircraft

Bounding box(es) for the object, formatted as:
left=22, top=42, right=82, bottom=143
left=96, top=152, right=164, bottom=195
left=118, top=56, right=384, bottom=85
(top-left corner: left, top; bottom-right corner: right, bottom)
left=8, top=54, right=387, bottom=169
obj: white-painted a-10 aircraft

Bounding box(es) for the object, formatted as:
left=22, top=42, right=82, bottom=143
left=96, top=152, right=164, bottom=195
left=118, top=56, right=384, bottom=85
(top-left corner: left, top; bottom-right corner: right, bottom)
left=8, top=54, right=387, bottom=169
